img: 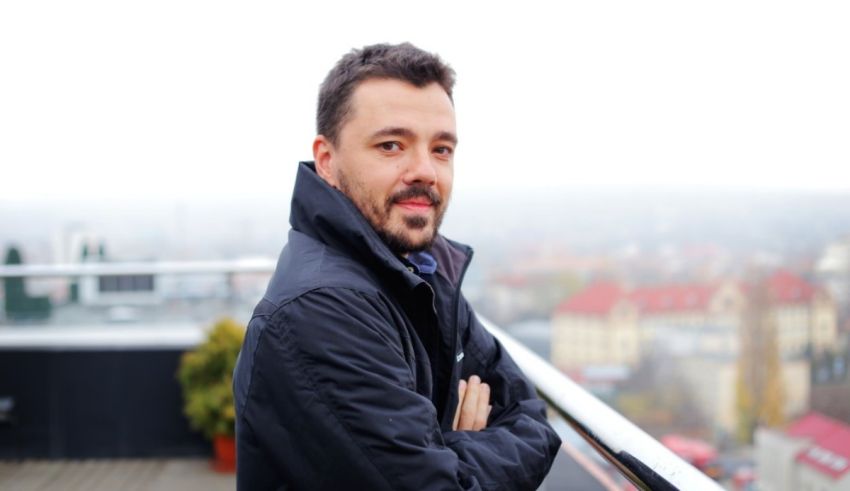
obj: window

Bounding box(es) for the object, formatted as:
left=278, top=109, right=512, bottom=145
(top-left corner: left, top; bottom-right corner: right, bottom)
left=98, top=275, right=155, bottom=293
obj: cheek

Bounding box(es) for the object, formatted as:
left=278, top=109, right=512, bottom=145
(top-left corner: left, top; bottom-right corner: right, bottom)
left=438, top=167, right=454, bottom=196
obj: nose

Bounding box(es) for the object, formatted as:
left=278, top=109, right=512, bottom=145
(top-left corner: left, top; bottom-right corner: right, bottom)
left=403, top=145, right=437, bottom=186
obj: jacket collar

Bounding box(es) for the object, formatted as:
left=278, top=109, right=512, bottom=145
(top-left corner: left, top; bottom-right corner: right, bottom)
left=289, top=161, right=472, bottom=291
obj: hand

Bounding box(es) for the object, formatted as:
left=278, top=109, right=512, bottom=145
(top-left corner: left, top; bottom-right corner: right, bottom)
left=452, top=375, right=492, bottom=431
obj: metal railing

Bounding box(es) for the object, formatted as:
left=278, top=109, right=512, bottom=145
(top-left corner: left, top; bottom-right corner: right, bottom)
left=0, top=259, right=276, bottom=278
left=483, top=319, right=723, bottom=490
left=1, top=262, right=722, bottom=489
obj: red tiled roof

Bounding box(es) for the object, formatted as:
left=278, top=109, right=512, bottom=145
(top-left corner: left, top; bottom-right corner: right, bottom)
left=767, top=270, right=816, bottom=304
left=786, top=412, right=842, bottom=439
left=554, top=282, right=718, bottom=316
left=787, top=412, right=850, bottom=480
left=554, top=282, right=623, bottom=315
left=629, top=284, right=718, bottom=314
left=555, top=271, right=820, bottom=318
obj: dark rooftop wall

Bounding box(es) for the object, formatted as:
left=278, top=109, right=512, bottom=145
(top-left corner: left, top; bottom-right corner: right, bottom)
left=0, top=349, right=208, bottom=459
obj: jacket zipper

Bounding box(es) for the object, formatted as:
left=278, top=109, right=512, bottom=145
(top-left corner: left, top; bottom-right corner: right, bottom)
left=446, top=246, right=474, bottom=425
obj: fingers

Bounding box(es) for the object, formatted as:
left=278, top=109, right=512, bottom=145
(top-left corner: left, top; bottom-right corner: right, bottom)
left=457, top=376, right=480, bottom=431
left=452, top=379, right=467, bottom=431
left=456, top=375, right=491, bottom=431
left=473, top=382, right=490, bottom=431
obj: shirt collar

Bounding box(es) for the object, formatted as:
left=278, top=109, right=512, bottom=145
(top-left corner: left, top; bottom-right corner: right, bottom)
left=404, top=251, right=438, bottom=276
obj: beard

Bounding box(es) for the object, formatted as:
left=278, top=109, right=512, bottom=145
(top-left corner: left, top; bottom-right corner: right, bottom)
left=337, top=171, right=447, bottom=255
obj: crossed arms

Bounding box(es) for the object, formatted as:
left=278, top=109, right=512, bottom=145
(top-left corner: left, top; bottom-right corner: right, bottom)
left=235, top=288, right=561, bottom=490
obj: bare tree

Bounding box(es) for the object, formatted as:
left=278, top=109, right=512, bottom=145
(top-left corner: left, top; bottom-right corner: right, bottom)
left=735, top=273, right=785, bottom=443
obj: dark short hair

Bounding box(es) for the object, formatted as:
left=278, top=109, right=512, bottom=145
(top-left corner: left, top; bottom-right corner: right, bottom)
left=317, top=42, right=456, bottom=144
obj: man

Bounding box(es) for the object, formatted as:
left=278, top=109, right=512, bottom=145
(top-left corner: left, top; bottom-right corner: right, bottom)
left=233, top=42, right=561, bottom=490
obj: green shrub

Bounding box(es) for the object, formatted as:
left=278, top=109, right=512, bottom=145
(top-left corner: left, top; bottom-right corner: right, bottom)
left=177, top=317, right=245, bottom=439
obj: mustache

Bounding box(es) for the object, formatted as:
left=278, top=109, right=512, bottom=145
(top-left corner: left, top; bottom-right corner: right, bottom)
left=388, top=185, right=442, bottom=207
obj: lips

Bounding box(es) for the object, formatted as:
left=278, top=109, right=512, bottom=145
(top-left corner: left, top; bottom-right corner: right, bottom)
left=394, top=198, right=433, bottom=212
left=389, top=185, right=441, bottom=213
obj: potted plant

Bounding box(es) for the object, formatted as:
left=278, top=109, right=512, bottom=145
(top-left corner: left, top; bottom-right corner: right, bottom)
left=177, top=317, right=245, bottom=472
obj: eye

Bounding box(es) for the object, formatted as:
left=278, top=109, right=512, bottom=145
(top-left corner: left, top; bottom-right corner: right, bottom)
left=434, top=145, right=454, bottom=156
left=378, top=141, right=401, bottom=152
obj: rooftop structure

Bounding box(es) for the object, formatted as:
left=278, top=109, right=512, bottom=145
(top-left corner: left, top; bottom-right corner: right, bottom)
left=757, top=412, right=850, bottom=491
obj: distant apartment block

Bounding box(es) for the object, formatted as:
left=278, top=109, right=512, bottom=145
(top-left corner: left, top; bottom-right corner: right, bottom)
left=79, top=271, right=159, bottom=306
left=551, top=282, right=643, bottom=369
left=551, top=271, right=839, bottom=436
left=756, top=412, right=850, bottom=491
left=74, top=242, right=161, bottom=307
left=817, top=236, right=850, bottom=324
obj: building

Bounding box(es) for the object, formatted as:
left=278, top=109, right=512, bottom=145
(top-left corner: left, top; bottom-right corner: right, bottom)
left=551, top=271, right=838, bottom=437
left=756, top=412, right=850, bottom=491
left=552, top=280, right=749, bottom=371
left=551, top=282, right=642, bottom=370
left=74, top=240, right=161, bottom=307
left=816, top=237, right=850, bottom=325
left=677, top=354, right=810, bottom=439
left=767, top=270, right=838, bottom=358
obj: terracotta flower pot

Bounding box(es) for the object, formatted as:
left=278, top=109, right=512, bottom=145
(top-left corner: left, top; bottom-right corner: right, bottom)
left=212, top=434, right=236, bottom=473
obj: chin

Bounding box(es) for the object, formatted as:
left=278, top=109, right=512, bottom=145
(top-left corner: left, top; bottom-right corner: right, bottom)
left=379, top=225, right=437, bottom=255
left=408, top=236, right=436, bottom=252
left=401, top=229, right=436, bottom=249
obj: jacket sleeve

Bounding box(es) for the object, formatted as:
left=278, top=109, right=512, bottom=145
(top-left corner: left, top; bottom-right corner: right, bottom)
left=442, top=297, right=562, bottom=490
left=238, top=287, right=489, bottom=490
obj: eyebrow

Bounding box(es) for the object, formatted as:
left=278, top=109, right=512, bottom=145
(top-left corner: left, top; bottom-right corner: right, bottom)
left=369, top=127, right=458, bottom=145
left=435, top=131, right=459, bottom=146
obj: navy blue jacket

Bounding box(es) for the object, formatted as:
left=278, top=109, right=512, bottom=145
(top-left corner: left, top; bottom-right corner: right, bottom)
left=233, top=162, right=561, bottom=490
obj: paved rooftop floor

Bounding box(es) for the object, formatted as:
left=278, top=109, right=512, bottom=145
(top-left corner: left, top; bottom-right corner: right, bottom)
left=0, top=448, right=612, bottom=491
left=0, top=458, right=234, bottom=491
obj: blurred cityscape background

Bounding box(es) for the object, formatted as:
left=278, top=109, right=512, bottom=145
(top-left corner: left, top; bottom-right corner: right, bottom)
left=2, top=188, right=850, bottom=489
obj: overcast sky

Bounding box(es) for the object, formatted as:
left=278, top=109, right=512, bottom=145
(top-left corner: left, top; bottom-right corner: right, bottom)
left=1, top=1, right=848, bottom=203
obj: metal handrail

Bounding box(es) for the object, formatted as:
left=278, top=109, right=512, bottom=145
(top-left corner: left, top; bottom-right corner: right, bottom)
left=0, top=259, right=276, bottom=278
left=482, top=318, right=724, bottom=491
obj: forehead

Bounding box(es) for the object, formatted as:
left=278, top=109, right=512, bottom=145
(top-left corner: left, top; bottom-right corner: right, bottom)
left=343, top=78, right=456, bottom=138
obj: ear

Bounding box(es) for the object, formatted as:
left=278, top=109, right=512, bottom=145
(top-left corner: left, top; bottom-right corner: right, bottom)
left=313, top=135, right=339, bottom=187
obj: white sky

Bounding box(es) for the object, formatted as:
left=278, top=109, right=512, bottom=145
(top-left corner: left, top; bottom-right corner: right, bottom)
left=1, top=1, right=849, bottom=202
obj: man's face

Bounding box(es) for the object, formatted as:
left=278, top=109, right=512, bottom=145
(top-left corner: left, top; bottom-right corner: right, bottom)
left=314, top=78, right=457, bottom=254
